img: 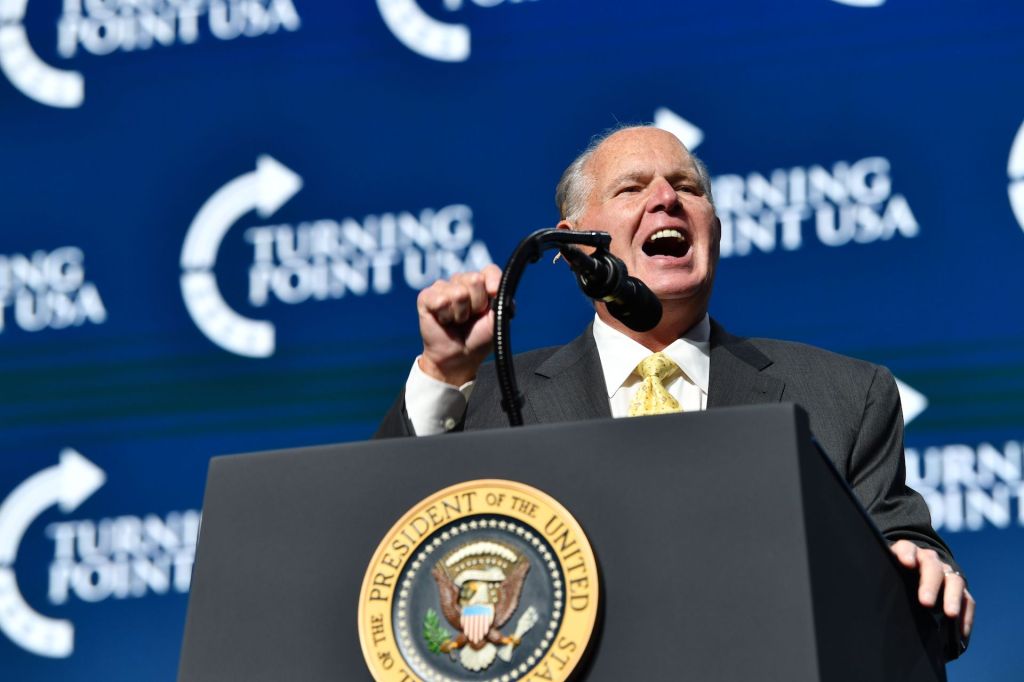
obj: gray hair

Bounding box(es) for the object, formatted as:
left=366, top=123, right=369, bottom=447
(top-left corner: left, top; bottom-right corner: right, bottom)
left=554, top=123, right=715, bottom=222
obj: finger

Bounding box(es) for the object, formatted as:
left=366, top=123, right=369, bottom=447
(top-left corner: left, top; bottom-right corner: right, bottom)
left=419, top=286, right=456, bottom=324
left=482, top=264, right=503, bottom=296
left=447, top=283, right=472, bottom=323
left=418, top=282, right=451, bottom=314
left=915, top=551, right=945, bottom=607
left=942, top=572, right=966, bottom=618
left=455, top=272, right=490, bottom=315
left=889, top=540, right=919, bottom=569
left=962, top=590, right=975, bottom=638
left=420, top=281, right=473, bottom=325
left=432, top=304, right=455, bottom=326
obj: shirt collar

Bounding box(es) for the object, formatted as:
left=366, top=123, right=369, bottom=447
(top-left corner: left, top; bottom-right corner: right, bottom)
left=591, top=313, right=711, bottom=397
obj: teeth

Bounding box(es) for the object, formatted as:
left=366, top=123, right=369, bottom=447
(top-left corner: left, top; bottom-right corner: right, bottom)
left=649, top=229, right=684, bottom=241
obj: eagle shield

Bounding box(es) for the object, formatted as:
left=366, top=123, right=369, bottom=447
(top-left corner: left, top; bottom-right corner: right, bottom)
left=460, top=604, right=494, bottom=645
left=429, top=539, right=533, bottom=671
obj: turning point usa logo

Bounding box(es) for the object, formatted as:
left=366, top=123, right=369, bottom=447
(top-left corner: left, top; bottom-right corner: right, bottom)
left=0, top=449, right=198, bottom=658
left=180, top=155, right=493, bottom=358
left=0, top=0, right=299, bottom=108
left=654, top=107, right=920, bottom=258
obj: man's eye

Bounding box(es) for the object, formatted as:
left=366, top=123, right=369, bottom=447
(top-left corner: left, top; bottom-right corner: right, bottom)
left=617, top=186, right=641, bottom=195
left=676, top=184, right=698, bottom=194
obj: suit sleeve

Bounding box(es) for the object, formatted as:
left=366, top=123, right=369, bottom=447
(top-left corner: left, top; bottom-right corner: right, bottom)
left=375, top=389, right=416, bottom=439
left=846, top=366, right=960, bottom=572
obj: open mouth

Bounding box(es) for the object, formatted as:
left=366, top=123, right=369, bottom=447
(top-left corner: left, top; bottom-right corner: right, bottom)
left=642, top=229, right=690, bottom=258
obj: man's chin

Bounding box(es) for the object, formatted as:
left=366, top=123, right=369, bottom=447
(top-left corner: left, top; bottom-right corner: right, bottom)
left=650, top=283, right=713, bottom=309
left=646, top=278, right=708, bottom=299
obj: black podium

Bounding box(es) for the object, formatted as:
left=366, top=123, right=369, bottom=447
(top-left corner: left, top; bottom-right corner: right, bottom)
left=178, top=404, right=946, bottom=681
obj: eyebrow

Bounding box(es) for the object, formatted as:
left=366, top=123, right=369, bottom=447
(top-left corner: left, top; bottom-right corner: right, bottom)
left=606, top=168, right=700, bottom=190
left=607, top=171, right=648, bottom=188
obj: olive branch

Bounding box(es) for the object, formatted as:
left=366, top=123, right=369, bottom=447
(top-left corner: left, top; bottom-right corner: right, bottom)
left=423, top=609, right=451, bottom=654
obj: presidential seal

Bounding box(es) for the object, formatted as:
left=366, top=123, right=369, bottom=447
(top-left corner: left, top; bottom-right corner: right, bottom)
left=358, top=480, right=598, bottom=682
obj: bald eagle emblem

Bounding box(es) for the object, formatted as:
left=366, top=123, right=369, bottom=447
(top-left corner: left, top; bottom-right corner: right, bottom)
left=425, top=540, right=538, bottom=672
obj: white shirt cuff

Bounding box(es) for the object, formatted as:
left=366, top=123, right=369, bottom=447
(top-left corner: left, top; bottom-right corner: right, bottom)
left=405, top=357, right=475, bottom=436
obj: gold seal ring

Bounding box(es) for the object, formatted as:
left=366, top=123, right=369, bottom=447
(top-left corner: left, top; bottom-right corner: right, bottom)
left=358, top=479, right=599, bottom=682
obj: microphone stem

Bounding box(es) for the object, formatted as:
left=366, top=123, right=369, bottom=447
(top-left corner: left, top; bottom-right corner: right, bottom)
left=493, top=229, right=611, bottom=427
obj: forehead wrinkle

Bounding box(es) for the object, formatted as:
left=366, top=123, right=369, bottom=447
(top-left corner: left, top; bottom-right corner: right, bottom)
left=582, top=129, right=703, bottom=204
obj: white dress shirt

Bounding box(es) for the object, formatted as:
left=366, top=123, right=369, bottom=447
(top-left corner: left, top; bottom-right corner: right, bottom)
left=404, top=313, right=712, bottom=435
left=592, top=313, right=710, bottom=416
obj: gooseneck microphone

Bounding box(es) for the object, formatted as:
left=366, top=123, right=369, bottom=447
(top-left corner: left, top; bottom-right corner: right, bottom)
left=493, top=228, right=659, bottom=426
left=558, top=246, right=662, bottom=332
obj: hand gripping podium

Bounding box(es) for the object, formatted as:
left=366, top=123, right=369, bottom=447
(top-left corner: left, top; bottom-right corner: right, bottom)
left=178, top=404, right=947, bottom=681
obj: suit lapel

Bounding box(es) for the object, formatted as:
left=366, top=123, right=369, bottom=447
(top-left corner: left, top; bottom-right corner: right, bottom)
left=520, top=320, right=783, bottom=420
left=707, top=319, right=785, bottom=408
left=527, top=327, right=612, bottom=423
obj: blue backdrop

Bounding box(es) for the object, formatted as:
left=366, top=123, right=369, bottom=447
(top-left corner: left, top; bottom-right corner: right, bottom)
left=1, top=0, right=1022, bottom=679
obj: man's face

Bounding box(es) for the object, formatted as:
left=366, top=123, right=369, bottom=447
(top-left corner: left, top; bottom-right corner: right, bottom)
left=570, top=128, right=720, bottom=307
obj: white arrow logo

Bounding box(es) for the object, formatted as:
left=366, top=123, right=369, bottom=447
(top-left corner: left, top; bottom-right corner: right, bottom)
left=1008, top=120, right=1024, bottom=233
left=0, top=0, right=84, bottom=108
left=375, top=0, right=470, bottom=62
left=895, top=378, right=928, bottom=426
left=0, top=449, right=105, bottom=657
left=654, top=107, right=704, bottom=151
left=180, top=155, right=303, bottom=358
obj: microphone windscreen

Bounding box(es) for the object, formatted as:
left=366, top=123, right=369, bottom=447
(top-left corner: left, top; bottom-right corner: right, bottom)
left=605, top=279, right=662, bottom=332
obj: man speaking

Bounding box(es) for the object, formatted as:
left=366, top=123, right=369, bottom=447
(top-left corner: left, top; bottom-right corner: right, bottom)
left=377, top=124, right=975, bottom=643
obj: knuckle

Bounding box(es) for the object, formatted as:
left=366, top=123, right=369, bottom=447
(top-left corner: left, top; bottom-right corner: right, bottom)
left=418, top=292, right=440, bottom=311
left=453, top=271, right=481, bottom=287
left=900, top=545, right=918, bottom=561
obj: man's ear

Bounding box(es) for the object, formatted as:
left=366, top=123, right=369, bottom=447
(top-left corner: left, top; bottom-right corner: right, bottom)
left=553, top=220, right=575, bottom=264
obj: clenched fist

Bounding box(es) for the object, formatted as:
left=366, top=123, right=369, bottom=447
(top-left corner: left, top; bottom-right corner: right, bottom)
left=416, top=264, right=503, bottom=386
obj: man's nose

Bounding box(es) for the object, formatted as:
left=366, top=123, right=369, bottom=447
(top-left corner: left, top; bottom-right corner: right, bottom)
left=646, top=177, right=679, bottom=212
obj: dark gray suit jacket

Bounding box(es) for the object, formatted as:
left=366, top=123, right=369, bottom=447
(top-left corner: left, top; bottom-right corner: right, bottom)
left=377, top=320, right=955, bottom=565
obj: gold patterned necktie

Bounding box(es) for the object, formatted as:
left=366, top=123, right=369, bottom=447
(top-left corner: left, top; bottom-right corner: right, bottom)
left=628, top=352, right=682, bottom=416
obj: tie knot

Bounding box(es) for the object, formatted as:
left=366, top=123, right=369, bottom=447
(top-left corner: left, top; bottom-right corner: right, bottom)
left=636, top=352, right=678, bottom=382
left=629, top=352, right=682, bottom=417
